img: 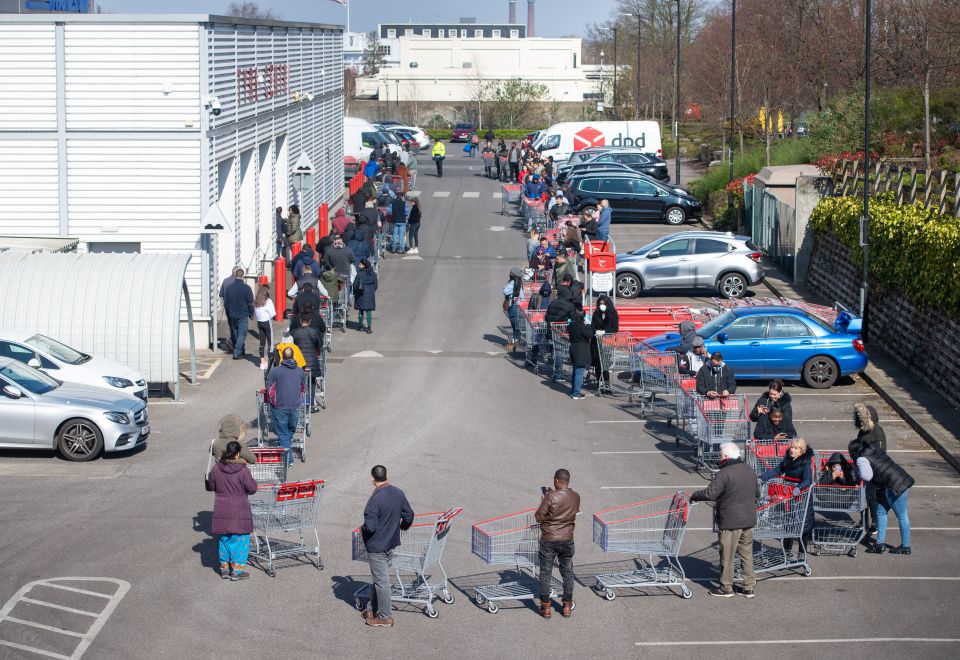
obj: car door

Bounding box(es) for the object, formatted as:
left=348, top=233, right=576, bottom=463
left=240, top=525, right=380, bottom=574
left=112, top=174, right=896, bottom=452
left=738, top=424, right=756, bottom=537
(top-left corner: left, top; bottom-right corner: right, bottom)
left=710, top=314, right=768, bottom=376
left=598, top=177, right=637, bottom=219
left=0, top=372, right=36, bottom=445
left=641, top=237, right=691, bottom=288
left=763, top=315, right=818, bottom=377
left=629, top=178, right=663, bottom=220
left=687, top=238, right=732, bottom=287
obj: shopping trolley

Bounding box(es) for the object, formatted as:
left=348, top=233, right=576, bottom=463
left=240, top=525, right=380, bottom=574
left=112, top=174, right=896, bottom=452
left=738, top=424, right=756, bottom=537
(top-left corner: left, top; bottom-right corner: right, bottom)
left=501, top=183, right=522, bottom=215
left=745, top=438, right=792, bottom=475
left=523, top=309, right=551, bottom=373
left=333, top=287, right=349, bottom=332
left=291, top=369, right=313, bottom=462
left=471, top=508, right=553, bottom=613
left=256, top=387, right=272, bottom=446
left=352, top=508, right=462, bottom=618
left=810, top=451, right=866, bottom=557
left=319, top=297, right=334, bottom=351
left=688, top=395, right=750, bottom=473
left=593, top=492, right=693, bottom=600
left=550, top=322, right=570, bottom=381
left=314, top=350, right=327, bottom=410
left=249, top=479, right=325, bottom=577
left=482, top=152, right=495, bottom=177
left=632, top=351, right=682, bottom=424
left=596, top=332, right=640, bottom=397
left=741, top=478, right=813, bottom=577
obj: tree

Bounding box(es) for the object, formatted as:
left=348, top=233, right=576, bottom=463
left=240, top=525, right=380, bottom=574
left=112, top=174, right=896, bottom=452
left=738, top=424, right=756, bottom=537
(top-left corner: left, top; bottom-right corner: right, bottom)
left=343, top=68, right=356, bottom=113
left=486, top=78, right=550, bottom=129
left=227, top=2, right=280, bottom=19
left=361, top=32, right=387, bottom=77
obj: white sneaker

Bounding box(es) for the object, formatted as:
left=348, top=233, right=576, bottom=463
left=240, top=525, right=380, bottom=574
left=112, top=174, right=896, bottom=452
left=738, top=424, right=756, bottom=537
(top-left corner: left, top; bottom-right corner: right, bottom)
left=409, top=247, right=418, bottom=254
left=259, top=358, right=267, bottom=370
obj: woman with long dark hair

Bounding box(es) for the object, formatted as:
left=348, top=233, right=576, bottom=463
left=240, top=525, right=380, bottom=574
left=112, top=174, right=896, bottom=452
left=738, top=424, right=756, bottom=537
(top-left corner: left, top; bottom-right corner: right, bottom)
left=206, top=440, right=258, bottom=580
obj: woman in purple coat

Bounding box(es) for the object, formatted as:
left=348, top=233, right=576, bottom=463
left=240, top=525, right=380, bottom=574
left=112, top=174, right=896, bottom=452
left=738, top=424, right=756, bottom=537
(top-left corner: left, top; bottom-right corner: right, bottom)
left=206, top=441, right=258, bottom=580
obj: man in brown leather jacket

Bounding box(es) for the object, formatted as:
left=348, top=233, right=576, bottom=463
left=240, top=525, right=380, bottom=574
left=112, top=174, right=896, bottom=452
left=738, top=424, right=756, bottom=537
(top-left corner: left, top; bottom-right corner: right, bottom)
left=535, top=469, right=580, bottom=619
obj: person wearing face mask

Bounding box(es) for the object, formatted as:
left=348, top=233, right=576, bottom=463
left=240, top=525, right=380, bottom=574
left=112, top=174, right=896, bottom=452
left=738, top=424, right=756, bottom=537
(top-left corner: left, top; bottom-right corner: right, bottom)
left=590, top=294, right=618, bottom=390
left=695, top=352, right=737, bottom=398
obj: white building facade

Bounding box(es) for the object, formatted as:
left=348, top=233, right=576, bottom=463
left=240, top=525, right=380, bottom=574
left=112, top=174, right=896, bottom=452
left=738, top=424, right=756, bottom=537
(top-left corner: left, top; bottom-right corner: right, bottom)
left=0, top=14, right=344, bottom=347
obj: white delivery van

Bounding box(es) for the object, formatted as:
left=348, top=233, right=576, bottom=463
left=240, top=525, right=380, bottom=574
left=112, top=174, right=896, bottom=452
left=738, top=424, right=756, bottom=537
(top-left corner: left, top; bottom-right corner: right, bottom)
left=533, top=121, right=663, bottom=163
left=344, top=116, right=401, bottom=161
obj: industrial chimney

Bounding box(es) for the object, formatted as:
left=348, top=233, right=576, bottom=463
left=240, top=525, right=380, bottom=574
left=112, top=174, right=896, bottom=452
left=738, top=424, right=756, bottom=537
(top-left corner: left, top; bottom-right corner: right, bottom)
left=508, top=0, right=517, bottom=25
left=527, top=0, right=535, bottom=37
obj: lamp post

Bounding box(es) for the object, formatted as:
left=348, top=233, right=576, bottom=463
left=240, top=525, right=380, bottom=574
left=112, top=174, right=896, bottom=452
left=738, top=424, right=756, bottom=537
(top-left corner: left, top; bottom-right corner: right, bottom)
left=861, top=0, right=872, bottom=339
left=727, top=0, right=737, bottom=211
left=599, top=50, right=605, bottom=113
left=674, top=0, right=681, bottom=185
left=620, top=12, right=642, bottom=120
left=613, top=27, right=618, bottom=115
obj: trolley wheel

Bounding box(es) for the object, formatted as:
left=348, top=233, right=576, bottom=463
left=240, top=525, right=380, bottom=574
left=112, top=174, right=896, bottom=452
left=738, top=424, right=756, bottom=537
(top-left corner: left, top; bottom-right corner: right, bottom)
left=314, top=557, right=324, bottom=570
left=442, top=592, right=455, bottom=605
left=811, top=545, right=822, bottom=556
left=802, top=564, right=812, bottom=577
left=474, top=593, right=486, bottom=606
left=426, top=607, right=439, bottom=619
left=848, top=548, right=857, bottom=558
left=680, top=586, right=693, bottom=599
left=487, top=602, right=499, bottom=614
left=266, top=567, right=276, bottom=578
left=604, top=589, right=616, bottom=601
left=319, top=399, right=326, bottom=410
left=354, top=598, right=364, bottom=611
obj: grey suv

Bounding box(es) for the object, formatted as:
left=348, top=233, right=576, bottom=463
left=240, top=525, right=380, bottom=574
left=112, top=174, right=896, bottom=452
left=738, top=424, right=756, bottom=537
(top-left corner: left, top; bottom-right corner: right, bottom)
left=615, top=231, right=764, bottom=299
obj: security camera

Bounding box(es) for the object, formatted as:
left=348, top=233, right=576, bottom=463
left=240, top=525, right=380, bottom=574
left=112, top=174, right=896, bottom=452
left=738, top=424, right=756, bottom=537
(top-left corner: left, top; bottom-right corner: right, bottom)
left=205, top=96, right=222, bottom=116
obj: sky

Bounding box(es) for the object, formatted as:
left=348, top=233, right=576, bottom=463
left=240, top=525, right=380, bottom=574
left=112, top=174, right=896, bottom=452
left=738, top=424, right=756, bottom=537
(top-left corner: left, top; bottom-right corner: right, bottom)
left=97, top=0, right=619, bottom=38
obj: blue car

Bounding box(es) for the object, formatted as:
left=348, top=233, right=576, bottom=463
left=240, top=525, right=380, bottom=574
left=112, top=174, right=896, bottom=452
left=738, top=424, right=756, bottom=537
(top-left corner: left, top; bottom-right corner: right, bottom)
left=645, top=306, right=868, bottom=389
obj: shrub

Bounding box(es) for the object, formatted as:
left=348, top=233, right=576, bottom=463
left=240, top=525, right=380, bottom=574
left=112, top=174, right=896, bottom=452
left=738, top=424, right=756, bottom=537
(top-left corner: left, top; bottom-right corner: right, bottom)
left=690, top=139, right=814, bottom=207
left=809, top=194, right=960, bottom=317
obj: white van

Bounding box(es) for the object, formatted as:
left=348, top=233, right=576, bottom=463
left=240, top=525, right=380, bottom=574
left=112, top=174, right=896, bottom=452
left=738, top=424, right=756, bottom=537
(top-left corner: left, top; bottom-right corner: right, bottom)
left=533, top=121, right=663, bottom=163
left=344, top=116, right=401, bottom=161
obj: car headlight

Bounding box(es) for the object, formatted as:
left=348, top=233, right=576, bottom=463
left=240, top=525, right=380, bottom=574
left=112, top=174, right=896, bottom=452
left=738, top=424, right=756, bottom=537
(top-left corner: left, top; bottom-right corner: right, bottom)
left=103, top=411, right=130, bottom=424
left=103, top=376, right=134, bottom=388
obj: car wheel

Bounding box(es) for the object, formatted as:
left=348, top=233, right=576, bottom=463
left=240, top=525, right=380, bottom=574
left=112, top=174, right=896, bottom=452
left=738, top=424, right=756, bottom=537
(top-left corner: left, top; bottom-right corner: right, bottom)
left=57, top=418, right=104, bottom=461
left=616, top=273, right=642, bottom=299
left=717, top=272, right=747, bottom=299
left=665, top=206, right=686, bottom=225
left=802, top=356, right=839, bottom=389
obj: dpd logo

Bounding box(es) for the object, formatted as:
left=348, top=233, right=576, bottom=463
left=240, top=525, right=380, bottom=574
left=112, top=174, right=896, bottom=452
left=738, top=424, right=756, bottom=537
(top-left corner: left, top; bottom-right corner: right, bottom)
left=573, top=126, right=605, bottom=151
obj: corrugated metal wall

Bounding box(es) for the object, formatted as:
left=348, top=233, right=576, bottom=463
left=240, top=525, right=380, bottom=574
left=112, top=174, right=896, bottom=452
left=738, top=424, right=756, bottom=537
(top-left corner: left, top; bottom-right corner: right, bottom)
left=0, top=140, right=60, bottom=236
left=0, top=25, right=57, bottom=130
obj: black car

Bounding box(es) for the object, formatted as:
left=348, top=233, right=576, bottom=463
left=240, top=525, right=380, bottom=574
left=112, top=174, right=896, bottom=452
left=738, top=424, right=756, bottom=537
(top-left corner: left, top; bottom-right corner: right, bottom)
left=565, top=172, right=702, bottom=226
left=580, top=150, right=669, bottom=181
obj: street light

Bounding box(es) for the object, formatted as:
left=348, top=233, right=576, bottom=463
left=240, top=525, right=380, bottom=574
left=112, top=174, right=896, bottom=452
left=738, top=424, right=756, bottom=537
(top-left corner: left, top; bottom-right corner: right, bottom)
left=621, top=12, right=642, bottom=120
left=727, top=0, right=737, bottom=211
left=599, top=50, right=605, bottom=113
left=613, top=27, right=618, bottom=115
left=674, top=0, right=681, bottom=185
left=861, top=0, right=873, bottom=339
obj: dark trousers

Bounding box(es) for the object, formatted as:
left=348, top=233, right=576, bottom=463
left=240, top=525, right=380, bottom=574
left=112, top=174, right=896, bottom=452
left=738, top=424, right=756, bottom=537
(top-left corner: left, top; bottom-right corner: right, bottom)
left=590, top=337, right=607, bottom=386
left=434, top=157, right=443, bottom=177
left=865, top=483, right=880, bottom=531
left=407, top=222, right=420, bottom=248
left=257, top=320, right=272, bottom=357
left=538, top=540, right=575, bottom=600
left=509, top=161, right=519, bottom=181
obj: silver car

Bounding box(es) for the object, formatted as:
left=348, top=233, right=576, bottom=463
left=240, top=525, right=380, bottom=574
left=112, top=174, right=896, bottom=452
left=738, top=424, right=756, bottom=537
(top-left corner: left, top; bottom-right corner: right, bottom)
left=0, top=357, right=149, bottom=461
left=615, top=231, right=765, bottom=299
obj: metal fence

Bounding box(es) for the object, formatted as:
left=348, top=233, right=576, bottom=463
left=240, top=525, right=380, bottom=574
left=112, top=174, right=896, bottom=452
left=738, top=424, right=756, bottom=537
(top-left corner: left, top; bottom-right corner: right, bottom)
left=745, top=181, right=798, bottom=278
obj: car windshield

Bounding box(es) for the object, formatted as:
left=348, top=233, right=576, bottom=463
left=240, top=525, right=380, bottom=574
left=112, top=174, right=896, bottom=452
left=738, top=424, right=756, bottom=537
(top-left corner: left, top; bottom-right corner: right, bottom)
left=454, top=123, right=472, bottom=129
left=696, top=311, right=736, bottom=338
left=379, top=131, right=399, bottom=144
left=629, top=236, right=671, bottom=256
left=0, top=361, right=59, bottom=394
left=25, top=334, right=89, bottom=365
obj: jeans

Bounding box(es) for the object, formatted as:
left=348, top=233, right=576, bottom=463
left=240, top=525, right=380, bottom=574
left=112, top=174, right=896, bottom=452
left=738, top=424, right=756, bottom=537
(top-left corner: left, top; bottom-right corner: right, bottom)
left=272, top=407, right=298, bottom=465
left=877, top=487, right=911, bottom=547
left=218, top=534, right=250, bottom=567
left=507, top=303, right=520, bottom=343
left=538, top=540, right=575, bottom=600
left=407, top=222, right=420, bottom=248
left=571, top=366, right=585, bottom=396
left=392, top=222, right=407, bottom=252
left=229, top=316, right=249, bottom=358
left=718, top=528, right=756, bottom=591
left=367, top=550, right=394, bottom=620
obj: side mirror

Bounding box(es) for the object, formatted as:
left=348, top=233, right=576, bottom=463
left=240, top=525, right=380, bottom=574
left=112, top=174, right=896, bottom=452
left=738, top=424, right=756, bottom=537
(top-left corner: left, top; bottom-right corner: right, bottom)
left=27, top=358, right=41, bottom=369
left=646, top=250, right=660, bottom=259
left=2, top=385, right=22, bottom=399
left=716, top=333, right=728, bottom=343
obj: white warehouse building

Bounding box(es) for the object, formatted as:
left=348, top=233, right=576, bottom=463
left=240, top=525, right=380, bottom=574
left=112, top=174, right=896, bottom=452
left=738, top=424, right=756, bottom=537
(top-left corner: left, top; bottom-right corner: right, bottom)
left=0, top=14, right=344, bottom=347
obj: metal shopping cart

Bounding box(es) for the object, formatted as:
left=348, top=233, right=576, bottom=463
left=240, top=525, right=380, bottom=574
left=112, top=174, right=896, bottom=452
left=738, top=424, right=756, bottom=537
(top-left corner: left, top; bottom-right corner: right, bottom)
left=471, top=508, right=552, bottom=613
left=810, top=451, right=866, bottom=557
left=333, top=283, right=349, bottom=332
left=352, top=508, right=462, bottom=618
left=256, top=387, right=272, bottom=446
left=688, top=395, right=750, bottom=473
left=501, top=183, right=522, bottom=215
left=596, top=332, right=640, bottom=397
left=249, top=479, right=325, bottom=577
left=740, top=478, right=813, bottom=577
left=593, top=492, right=694, bottom=600
left=745, top=438, right=792, bottom=475
left=632, top=350, right=682, bottom=424
left=550, top=322, right=570, bottom=382
left=319, top=297, right=334, bottom=351
left=523, top=309, right=551, bottom=373
left=482, top=151, right=495, bottom=178
left=291, top=369, right=313, bottom=462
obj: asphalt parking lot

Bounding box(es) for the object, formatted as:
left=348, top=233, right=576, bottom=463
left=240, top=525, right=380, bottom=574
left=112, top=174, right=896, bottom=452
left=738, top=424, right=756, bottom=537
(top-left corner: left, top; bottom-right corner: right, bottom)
left=0, top=152, right=958, bottom=659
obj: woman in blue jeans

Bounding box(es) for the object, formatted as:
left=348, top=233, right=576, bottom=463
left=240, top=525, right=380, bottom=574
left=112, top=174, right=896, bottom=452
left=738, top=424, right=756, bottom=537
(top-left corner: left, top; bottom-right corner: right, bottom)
left=852, top=441, right=915, bottom=554
left=567, top=309, right=593, bottom=400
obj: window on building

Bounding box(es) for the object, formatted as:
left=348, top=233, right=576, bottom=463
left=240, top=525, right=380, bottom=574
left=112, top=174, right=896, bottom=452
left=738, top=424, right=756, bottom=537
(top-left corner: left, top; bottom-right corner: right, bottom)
left=438, top=29, right=445, bottom=37
left=423, top=29, right=431, bottom=37
left=510, top=29, right=519, bottom=38
left=381, top=45, right=391, bottom=56
left=349, top=36, right=355, bottom=47
left=461, top=29, right=468, bottom=38
left=387, top=28, right=396, bottom=38
left=405, top=29, right=413, bottom=36
left=492, top=29, right=501, bottom=38
left=87, top=242, right=141, bottom=254
left=474, top=29, right=483, bottom=38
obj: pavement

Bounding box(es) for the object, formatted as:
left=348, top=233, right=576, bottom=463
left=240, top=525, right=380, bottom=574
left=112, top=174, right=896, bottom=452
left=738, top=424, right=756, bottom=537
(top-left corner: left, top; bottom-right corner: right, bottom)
left=0, top=150, right=958, bottom=659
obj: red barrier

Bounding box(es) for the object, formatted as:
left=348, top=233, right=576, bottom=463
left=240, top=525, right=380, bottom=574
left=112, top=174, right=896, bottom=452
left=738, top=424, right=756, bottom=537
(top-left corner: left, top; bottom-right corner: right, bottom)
left=319, top=202, right=329, bottom=238
left=273, top=257, right=286, bottom=321
left=258, top=275, right=268, bottom=286
left=291, top=241, right=301, bottom=261
left=305, top=227, right=316, bottom=251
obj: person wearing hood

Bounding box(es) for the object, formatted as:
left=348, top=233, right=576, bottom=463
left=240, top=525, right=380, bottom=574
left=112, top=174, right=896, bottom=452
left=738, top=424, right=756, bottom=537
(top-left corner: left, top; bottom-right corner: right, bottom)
left=266, top=347, right=306, bottom=466
left=819, top=452, right=857, bottom=486
left=749, top=380, right=793, bottom=423
left=695, top=352, right=737, bottom=398
left=353, top=259, right=378, bottom=334
left=556, top=275, right=584, bottom=307
left=850, top=402, right=888, bottom=540
left=690, top=443, right=759, bottom=598
left=753, top=408, right=798, bottom=441
left=406, top=196, right=422, bottom=254
left=568, top=308, right=594, bottom=399
left=206, top=440, right=259, bottom=581
left=590, top=294, right=619, bottom=388
left=293, top=244, right=320, bottom=281
left=319, top=263, right=340, bottom=305
left=551, top=250, right=578, bottom=292
left=672, top=320, right=698, bottom=355
left=523, top=173, right=546, bottom=200
left=284, top=204, right=303, bottom=245
left=528, top=282, right=551, bottom=311
left=761, top=437, right=815, bottom=552
left=212, top=414, right=255, bottom=464
left=683, top=336, right=709, bottom=375
left=348, top=228, right=371, bottom=265
left=332, top=208, right=354, bottom=238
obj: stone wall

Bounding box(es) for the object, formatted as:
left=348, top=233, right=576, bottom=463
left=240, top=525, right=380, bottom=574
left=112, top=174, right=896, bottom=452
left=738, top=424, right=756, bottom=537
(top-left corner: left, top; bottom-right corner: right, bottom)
left=806, top=231, right=960, bottom=408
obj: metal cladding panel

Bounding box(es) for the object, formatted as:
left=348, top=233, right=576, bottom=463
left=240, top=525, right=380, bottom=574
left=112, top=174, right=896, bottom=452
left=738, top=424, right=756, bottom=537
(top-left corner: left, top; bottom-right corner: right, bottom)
left=63, top=24, right=200, bottom=131
left=0, top=139, right=59, bottom=236
left=0, top=25, right=57, bottom=129
left=0, top=251, right=191, bottom=385
left=66, top=139, right=204, bottom=314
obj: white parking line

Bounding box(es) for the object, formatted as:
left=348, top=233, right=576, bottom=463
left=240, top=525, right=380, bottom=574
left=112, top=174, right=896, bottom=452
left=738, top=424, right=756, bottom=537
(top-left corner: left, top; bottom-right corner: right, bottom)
left=593, top=450, right=695, bottom=455
left=462, top=191, right=480, bottom=198
left=0, top=577, right=130, bottom=660
left=432, top=191, right=450, bottom=197
left=492, top=192, right=503, bottom=198
left=636, top=638, right=960, bottom=647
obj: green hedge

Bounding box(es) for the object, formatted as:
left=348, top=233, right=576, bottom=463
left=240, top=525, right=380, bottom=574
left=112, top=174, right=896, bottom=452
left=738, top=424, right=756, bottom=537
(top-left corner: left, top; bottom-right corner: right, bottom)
left=426, top=128, right=538, bottom=141
left=809, top=194, right=960, bottom=316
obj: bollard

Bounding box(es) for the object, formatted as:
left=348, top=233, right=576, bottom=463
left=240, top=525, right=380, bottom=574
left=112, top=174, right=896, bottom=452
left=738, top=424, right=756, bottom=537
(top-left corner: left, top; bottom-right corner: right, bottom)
left=291, top=241, right=301, bottom=261
left=273, top=257, right=286, bottom=320
left=259, top=275, right=268, bottom=286
left=319, top=203, right=329, bottom=238
left=305, top=227, right=316, bottom=251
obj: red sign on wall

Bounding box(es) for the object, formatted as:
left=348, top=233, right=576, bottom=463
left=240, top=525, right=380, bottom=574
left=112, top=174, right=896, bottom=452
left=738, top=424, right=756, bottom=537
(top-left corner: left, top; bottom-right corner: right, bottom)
left=237, top=63, right=290, bottom=105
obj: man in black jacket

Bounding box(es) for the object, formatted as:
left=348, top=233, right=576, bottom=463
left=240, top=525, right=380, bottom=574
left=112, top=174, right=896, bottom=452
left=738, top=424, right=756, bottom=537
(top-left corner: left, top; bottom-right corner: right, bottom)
left=223, top=268, right=254, bottom=360
left=690, top=443, right=759, bottom=598
left=361, top=465, right=414, bottom=627
left=544, top=295, right=576, bottom=383
left=695, top=352, right=737, bottom=398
